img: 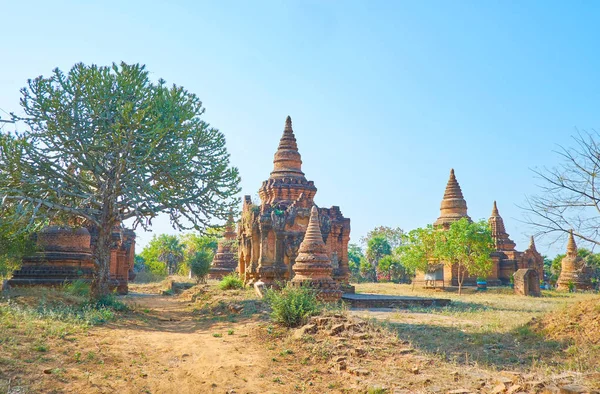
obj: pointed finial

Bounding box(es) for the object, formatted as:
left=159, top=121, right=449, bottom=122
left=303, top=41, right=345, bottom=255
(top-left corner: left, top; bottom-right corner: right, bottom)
left=529, top=236, right=537, bottom=251
left=450, top=168, right=455, bottom=177
left=492, top=201, right=499, bottom=216
left=567, top=229, right=577, bottom=254
left=269, top=115, right=304, bottom=179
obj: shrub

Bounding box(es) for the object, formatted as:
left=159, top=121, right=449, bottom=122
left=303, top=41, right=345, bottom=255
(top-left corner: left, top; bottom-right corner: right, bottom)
left=63, top=280, right=90, bottom=297
left=219, top=274, right=244, bottom=290
left=264, top=284, right=322, bottom=328
left=188, top=250, right=212, bottom=283
left=90, top=294, right=128, bottom=312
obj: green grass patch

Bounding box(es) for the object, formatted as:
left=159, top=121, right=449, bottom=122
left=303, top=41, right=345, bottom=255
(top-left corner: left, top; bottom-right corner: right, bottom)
left=218, top=274, right=245, bottom=290
left=264, top=284, right=323, bottom=328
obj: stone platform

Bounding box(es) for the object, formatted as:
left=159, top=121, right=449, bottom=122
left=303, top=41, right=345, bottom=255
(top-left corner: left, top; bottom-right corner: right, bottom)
left=341, top=293, right=451, bottom=308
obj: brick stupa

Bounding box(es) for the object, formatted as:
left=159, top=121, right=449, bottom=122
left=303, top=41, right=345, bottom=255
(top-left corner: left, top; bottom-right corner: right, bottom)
left=488, top=201, right=517, bottom=252
left=433, top=169, right=471, bottom=229
left=208, top=213, right=238, bottom=280
left=9, top=224, right=135, bottom=294
left=291, top=206, right=342, bottom=302
left=556, top=230, right=592, bottom=291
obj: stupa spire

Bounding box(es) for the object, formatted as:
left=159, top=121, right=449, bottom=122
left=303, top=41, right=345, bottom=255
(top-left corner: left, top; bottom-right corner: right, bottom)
left=487, top=201, right=515, bottom=251
left=529, top=236, right=537, bottom=252
left=492, top=200, right=499, bottom=216
left=224, top=211, right=236, bottom=240
left=291, top=206, right=342, bottom=302
left=567, top=230, right=577, bottom=256
left=270, top=116, right=305, bottom=179
left=434, top=169, right=471, bottom=228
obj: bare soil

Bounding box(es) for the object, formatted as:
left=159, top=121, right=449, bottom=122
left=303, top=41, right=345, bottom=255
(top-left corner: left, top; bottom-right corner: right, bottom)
left=2, top=282, right=600, bottom=394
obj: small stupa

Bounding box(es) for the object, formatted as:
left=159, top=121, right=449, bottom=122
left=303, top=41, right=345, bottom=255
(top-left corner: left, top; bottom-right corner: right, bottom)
left=434, top=169, right=471, bottom=229
left=488, top=201, right=516, bottom=252
left=556, top=230, right=592, bottom=291
left=291, top=206, right=342, bottom=302
left=208, top=213, right=238, bottom=280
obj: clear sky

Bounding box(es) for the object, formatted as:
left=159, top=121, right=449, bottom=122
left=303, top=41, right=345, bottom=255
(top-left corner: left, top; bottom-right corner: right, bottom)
left=1, top=0, right=599, bottom=257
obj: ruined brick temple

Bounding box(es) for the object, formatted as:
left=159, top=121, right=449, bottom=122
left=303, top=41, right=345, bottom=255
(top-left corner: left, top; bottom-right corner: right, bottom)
left=9, top=224, right=136, bottom=294
left=237, top=116, right=352, bottom=293
left=208, top=212, right=238, bottom=280
left=416, top=169, right=543, bottom=287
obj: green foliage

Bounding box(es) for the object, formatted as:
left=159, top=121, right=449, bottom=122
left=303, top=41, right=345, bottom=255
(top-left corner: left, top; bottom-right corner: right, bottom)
left=0, top=62, right=240, bottom=297
left=188, top=249, right=212, bottom=283
left=63, top=280, right=90, bottom=298
left=139, top=234, right=183, bottom=275
left=219, top=274, right=244, bottom=290
left=180, top=231, right=219, bottom=258
left=264, top=284, right=322, bottom=328
left=438, top=218, right=495, bottom=294
left=347, top=243, right=364, bottom=282
left=398, top=225, right=441, bottom=275
left=377, top=254, right=411, bottom=283
left=364, top=235, right=392, bottom=282
left=90, top=294, right=128, bottom=312
left=361, top=226, right=404, bottom=249
left=2, top=289, right=126, bottom=327
left=0, top=215, right=37, bottom=279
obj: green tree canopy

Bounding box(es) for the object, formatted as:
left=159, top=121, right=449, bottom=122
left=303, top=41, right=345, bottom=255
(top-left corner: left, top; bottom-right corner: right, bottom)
left=361, top=226, right=404, bottom=249
left=398, top=225, right=442, bottom=275
left=438, top=218, right=495, bottom=294
left=0, top=62, right=240, bottom=297
left=347, top=243, right=364, bottom=282
left=364, top=235, right=392, bottom=281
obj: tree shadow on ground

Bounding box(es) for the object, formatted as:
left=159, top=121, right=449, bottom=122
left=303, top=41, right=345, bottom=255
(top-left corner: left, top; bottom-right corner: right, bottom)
left=386, top=320, right=566, bottom=370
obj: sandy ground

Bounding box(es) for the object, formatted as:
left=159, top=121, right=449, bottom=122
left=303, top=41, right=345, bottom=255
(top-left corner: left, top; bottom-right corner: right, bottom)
left=24, top=292, right=277, bottom=394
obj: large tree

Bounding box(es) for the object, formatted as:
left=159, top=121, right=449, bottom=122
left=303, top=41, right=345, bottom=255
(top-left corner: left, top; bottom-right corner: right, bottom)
left=523, top=130, right=600, bottom=247
left=0, top=62, right=240, bottom=297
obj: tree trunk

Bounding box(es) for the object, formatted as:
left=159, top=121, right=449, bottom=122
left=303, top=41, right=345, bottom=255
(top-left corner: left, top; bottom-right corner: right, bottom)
left=457, top=264, right=464, bottom=295
left=91, top=224, right=113, bottom=299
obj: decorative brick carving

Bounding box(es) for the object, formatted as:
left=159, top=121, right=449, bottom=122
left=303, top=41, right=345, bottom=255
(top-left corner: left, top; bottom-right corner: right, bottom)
left=237, top=116, right=352, bottom=293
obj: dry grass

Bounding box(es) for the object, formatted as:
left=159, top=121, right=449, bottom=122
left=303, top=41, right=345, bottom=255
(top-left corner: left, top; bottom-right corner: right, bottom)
left=2, top=281, right=599, bottom=393
left=352, top=283, right=600, bottom=383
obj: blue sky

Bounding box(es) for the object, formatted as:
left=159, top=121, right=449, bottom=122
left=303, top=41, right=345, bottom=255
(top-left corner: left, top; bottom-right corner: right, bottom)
left=1, top=0, right=599, bottom=257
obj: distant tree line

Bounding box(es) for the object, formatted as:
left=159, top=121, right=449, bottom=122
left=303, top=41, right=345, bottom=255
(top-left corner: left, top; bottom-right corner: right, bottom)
left=135, top=229, right=227, bottom=282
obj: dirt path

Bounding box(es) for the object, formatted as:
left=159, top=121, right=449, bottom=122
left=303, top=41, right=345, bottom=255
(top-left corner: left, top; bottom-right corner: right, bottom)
left=63, top=293, right=276, bottom=394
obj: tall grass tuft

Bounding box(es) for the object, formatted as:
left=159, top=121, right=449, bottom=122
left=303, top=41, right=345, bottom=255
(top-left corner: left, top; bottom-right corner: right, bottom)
left=63, top=280, right=90, bottom=297
left=218, top=274, right=244, bottom=290
left=264, top=284, right=322, bottom=327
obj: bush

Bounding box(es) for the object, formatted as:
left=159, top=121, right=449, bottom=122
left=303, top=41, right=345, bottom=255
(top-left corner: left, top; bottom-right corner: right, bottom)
left=63, top=280, right=90, bottom=297
left=264, top=284, right=322, bottom=328
left=188, top=250, right=212, bottom=283
left=219, top=274, right=244, bottom=290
